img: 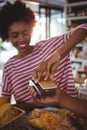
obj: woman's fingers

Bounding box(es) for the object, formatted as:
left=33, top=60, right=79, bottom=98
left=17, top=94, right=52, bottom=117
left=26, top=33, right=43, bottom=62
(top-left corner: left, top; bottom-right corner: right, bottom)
left=33, top=63, right=47, bottom=82
left=33, top=51, right=61, bottom=82
left=28, top=86, right=37, bottom=99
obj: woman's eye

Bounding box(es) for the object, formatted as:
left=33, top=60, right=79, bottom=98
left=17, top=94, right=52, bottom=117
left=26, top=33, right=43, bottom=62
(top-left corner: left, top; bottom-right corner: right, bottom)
left=12, top=33, right=18, bottom=38
left=23, top=31, right=29, bottom=36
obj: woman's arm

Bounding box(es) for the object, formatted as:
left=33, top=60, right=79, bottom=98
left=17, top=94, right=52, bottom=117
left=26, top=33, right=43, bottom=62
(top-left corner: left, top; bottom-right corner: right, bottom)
left=58, top=28, right=87, bottom=59
left=33, top=27, right=87, bottom=82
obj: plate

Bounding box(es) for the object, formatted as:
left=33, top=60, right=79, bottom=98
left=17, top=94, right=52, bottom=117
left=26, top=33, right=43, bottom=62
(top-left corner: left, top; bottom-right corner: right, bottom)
left=27, top=107, right=59, bottom=130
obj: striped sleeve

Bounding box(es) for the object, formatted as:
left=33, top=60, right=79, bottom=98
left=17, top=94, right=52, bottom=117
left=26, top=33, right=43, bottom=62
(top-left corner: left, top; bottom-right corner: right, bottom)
left=1, top=64, right=11, bottom=101
left=63, top=23, right=87, bottom=43
left=75, top=23, right=87, bottom=30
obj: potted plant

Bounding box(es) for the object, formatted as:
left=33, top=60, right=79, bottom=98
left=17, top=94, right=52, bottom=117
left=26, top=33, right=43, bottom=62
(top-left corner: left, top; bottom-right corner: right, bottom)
left=0, top=39, right=5, bottom=52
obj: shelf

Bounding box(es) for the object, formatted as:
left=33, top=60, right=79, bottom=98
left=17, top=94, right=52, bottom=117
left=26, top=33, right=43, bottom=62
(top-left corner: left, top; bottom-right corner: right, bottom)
left=70, top=57, right=86, bottom=67
left=66, top=1, right=87, bottom=7
left=67, top=16, right=87, bottom=21
left=65, top=1, right=87, bottom=25
left=75, top=44, right=84, bottom=48
left=65, top=1, right=87, bottom=78
left=70, top=57, right=85, bottom=63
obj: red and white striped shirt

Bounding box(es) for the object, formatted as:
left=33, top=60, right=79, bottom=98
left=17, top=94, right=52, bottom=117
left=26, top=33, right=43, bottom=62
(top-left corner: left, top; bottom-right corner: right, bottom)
left=2, top=24, right=87, bottom=103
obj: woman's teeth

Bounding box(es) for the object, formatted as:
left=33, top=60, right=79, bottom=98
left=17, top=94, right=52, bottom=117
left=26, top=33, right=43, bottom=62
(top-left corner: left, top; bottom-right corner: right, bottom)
left=19, top=44, right=26, bottom=47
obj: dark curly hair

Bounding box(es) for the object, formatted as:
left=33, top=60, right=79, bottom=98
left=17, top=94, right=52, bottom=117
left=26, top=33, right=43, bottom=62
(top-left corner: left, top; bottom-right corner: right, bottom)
left=0, top=0, right=35, bottom=41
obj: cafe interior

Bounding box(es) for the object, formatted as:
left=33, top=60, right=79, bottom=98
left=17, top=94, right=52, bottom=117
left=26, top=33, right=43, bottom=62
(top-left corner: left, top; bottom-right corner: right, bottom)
left=0, top=0, right=87, bottom=130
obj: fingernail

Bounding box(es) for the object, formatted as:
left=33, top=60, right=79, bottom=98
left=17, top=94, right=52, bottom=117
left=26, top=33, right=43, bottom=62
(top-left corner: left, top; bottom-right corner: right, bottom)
left=44, top=77, right=47, bottom=81
left=50, top=75, right=53, bottom=80
left=35, top=80, right=38, bottom=83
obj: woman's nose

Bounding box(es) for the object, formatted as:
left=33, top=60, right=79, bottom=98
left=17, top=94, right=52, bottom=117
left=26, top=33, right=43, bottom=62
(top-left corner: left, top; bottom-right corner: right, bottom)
left=19, top=34, right=24, bottom=41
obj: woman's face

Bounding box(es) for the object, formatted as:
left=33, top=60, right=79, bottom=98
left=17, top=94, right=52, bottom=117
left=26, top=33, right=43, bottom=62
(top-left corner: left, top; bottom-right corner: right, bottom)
left=8, top=21, right=33, bottom=54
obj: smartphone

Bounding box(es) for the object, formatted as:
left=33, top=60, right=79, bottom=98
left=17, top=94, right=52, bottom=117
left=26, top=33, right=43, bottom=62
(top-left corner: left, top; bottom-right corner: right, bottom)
left=29, top=79, right=57, bottom=96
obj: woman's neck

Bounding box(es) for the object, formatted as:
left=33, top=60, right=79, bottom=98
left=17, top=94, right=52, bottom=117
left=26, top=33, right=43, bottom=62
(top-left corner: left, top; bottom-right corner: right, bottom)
left=15, top=46, right=33, bottom=60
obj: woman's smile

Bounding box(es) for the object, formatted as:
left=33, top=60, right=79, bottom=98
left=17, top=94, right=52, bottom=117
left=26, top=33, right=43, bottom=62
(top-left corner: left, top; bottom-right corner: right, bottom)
left=17, top=42, right=29, bottom=51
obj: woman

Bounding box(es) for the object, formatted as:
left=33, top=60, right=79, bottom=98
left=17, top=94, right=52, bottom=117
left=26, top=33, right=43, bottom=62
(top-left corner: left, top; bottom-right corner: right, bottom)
left=0, top=0, right=87, bottom=112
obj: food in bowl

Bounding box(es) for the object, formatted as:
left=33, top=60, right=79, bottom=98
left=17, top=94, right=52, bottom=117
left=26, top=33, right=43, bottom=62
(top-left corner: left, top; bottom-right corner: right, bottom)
left=28, top=108, right=79, bottom=130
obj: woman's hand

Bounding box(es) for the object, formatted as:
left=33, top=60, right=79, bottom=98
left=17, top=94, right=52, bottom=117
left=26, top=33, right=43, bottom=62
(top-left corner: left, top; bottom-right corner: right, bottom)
left=33, top=51, right=61, bottom=82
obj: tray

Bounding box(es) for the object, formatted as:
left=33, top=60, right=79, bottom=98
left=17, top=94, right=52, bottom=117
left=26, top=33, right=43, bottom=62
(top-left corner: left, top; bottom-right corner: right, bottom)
left=0, top=106, right=27, bottom=130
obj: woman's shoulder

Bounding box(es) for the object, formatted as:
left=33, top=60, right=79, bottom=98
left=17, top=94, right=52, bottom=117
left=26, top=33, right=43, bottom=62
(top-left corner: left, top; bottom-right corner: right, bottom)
left=34, top=35, right=63, bottom=46
left=4, top=57, right=15, bottom=68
